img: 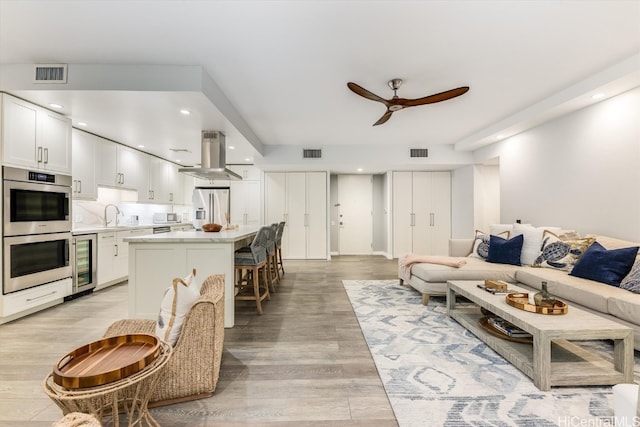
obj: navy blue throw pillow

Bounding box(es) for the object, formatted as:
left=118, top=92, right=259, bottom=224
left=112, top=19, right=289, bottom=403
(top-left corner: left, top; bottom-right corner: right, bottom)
left=486, top=234, right=523, bottom=266
left=569, top=242, right=639, bottom=286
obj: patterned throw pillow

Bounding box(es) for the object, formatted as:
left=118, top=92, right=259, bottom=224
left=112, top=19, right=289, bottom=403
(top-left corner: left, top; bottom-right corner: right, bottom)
left=469, top=230, right=510, bottom=260
left=533, top=231, right=595, bottom=271
left=620, top=259, right=640, bottom=293
left=156, top=269, right=200, bottom=346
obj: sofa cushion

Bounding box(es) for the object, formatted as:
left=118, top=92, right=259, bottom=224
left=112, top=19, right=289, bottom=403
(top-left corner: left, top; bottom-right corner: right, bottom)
left=620, top=259, right=640, bottom=293
left=487, top=234, right=523, bottom=266
left=516, top=267, right=615, bottom=313
left=410, top=257, right=519, bottom=283
left=569, top=242, right=639, bottom=286
left=511, top=223, right=562, bottom=266
left=608, top=291, right=640, bottom=327
left=469, top=230, right=510, bottom=260
left=533, top=231, right=595, bottom=271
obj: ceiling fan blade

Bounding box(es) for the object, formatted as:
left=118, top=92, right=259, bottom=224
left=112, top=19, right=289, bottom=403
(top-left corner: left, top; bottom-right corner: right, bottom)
left=347, top=82, right=389, bottom=105
left=373, top=111, right=393, bottom=126
left=403, top=86, right=469, bottom=107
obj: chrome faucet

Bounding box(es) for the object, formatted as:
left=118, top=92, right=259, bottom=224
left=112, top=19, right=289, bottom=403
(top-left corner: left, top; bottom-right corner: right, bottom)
left=104, top=204, right=121, bottom=227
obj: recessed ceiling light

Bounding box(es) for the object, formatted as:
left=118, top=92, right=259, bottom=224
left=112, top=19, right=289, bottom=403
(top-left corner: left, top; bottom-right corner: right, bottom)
left=496, top=134, right=505, bottom=140
left=591, top=93, right=605, bottom=100
left=137, top=145, right=145, bottom=148
left=77, top=122, right=87, bottom=127
left=244, top=157, right=252, bottom=162
left=179, top=109, right=191, bottom=115
left=176, top=159, right=181, bottom=163
left=228, top=145, right=235, bottom=150
left=357, top=168, right=363, bottom=172
left=49, top=103, right=63, bottom=109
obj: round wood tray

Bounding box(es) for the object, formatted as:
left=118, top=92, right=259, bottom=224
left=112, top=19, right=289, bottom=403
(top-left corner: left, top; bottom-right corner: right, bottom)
left=52, top=334, right=160, bottom=389
left=505, top=292, right=568, bottom=315
left=478, top=316, right=532, bottom=344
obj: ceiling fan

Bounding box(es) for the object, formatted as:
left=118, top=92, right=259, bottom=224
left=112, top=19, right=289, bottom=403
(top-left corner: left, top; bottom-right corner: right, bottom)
left=347, top=79, right=469, bottom=126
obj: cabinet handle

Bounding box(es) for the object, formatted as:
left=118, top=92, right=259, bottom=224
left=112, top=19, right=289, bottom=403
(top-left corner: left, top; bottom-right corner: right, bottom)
left=37, top=146, right=43, bottom=163
left=114, top=244, right=118, bottom=256
left=43, top=148, right=49, bottom=164
left=121, top=173, right=125, bottom=185
left=26, top=291, right=57, bottom=302
left=430, top=213, right=435, bottom=227
left=169, top=193, right=173, bottom=202
left=78, top=180, right=82, bottom=194
left=73, top=180, right=77, bottom=193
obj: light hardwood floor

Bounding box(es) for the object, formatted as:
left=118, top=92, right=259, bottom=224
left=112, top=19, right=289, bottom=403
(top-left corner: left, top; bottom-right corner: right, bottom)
left=0, top=256, right=400, bottom=426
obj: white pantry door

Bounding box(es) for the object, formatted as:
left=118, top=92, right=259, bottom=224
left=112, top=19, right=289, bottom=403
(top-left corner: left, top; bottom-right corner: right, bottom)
left=338, top=174, right=372, bottom=255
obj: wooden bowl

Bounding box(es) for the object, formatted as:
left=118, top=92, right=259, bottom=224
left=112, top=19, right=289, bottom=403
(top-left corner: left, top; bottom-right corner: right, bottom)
left=202, top=223, right=222, bottom=232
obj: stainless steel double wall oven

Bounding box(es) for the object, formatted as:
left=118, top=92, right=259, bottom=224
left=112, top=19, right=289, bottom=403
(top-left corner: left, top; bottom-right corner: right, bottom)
left=2, top=166, right=72, bottom=294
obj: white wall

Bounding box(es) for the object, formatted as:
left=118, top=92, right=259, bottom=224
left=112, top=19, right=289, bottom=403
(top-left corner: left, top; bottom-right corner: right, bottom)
left=474, top=165, right=501, bottom=232
left=489, top=87, right=640, bottom=241
left=451, top=165, right=474, bottom=238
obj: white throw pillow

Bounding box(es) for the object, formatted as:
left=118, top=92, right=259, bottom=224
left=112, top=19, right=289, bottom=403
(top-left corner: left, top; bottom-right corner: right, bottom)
left=155, top=269, right=200, bottom=346
left=511, top=224, right=562, bottom=266
left=489, top=224, right=514, bottom=236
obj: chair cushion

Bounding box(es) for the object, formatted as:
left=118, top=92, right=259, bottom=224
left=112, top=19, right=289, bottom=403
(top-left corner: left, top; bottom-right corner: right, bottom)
left=155, top=269, right=200, bottom=346
left=235, top=246, right=267, bottom=265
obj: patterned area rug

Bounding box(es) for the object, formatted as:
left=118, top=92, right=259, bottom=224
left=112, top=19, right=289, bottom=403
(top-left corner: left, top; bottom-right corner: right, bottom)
left=343, top=279, right=640, bottom=427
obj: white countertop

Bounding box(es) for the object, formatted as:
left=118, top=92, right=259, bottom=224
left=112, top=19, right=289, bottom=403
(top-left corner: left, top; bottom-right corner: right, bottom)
left=123, top=225, right=261, bottom=243
left=72, top=223, right=193, bottom=235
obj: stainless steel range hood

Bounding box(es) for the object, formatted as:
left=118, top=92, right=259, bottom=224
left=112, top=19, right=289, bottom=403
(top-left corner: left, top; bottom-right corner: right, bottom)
left=179, top=131, right=242, bottom=181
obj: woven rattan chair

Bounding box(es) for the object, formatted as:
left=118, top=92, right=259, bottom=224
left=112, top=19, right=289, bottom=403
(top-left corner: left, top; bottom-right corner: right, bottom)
left=103, top=274, right=225, bottom=407
left=265, top=223, right=280, bottom=291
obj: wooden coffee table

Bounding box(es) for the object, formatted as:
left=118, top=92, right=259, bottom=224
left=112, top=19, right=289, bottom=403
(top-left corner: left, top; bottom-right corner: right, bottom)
left=446, top=280, right=634, bottom=391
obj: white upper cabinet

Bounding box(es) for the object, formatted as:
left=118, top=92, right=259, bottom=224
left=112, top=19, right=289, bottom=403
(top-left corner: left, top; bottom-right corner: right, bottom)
left=228, top=165, right=261, bottom=181
left=71, top=129, right=98, bottom=200
left=95, top=140, right=149, bottom=197
left=144, top=159, right=184, bottom=204
left=2, top=94, right=72, bottom=174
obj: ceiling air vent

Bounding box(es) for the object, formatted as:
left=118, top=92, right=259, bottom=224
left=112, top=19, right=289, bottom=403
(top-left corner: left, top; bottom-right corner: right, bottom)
left=33, top=64, right=68, bottom=83
left=410, top=148, right=429, bottom=158
left=303, top=149, right=322, bottom=159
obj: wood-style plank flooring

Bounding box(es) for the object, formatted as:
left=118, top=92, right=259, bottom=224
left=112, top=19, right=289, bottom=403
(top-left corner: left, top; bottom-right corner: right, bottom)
left=0, top=256, right=400, bottom=426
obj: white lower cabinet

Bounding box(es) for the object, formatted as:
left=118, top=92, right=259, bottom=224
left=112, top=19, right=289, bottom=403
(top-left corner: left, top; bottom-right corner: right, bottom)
left=1, top=278, right=72, bottom=320
left=264, top=171, right=327, bottom=259
left=97, top=228, right=153, bottom=290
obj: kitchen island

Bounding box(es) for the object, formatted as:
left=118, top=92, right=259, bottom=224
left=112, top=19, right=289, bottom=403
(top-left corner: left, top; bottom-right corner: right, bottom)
left=124, top=225, right=259, bottom=328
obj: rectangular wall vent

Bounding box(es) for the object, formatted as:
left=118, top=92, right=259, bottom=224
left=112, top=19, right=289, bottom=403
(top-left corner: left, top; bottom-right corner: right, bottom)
left=410, top=148, right=429, bottom=158
left=33, top=64, right=68, bottom=83
left=303, top=149, right=322, bottom=159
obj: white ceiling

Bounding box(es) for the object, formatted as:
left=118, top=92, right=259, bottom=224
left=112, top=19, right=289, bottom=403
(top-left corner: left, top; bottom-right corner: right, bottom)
left=0, top=0, right=639, bottom=172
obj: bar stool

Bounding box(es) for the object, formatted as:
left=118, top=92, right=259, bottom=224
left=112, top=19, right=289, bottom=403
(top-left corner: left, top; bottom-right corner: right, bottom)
left=275, top=221, right=285, bottom=277
left=264, top=223, right=280, bottom=292
left=234, top=226, right=270, bottom=314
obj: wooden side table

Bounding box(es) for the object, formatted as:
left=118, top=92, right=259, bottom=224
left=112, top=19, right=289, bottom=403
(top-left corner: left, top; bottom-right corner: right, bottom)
left=44, top=340, right=172, bottom=427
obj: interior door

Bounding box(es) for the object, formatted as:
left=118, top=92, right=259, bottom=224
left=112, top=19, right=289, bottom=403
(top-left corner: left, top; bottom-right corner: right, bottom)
left=338, top=174, right=372, bottom=255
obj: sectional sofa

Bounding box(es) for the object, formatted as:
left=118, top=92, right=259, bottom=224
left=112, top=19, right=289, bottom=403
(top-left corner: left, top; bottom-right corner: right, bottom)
left=398, top=227, right=640, bottom=350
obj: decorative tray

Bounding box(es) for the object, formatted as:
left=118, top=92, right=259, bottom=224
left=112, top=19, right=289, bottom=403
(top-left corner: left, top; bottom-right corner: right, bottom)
left=52, top=334, right=160, bottom=389
left=478, top=316, right=533, bottom=344
left=505, top=293, right=568, bottom=315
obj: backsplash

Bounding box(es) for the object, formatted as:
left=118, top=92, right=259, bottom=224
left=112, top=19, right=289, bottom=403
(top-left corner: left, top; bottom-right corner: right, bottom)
left=73, top=187, right=192, bottom=229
